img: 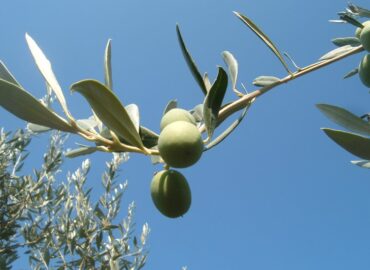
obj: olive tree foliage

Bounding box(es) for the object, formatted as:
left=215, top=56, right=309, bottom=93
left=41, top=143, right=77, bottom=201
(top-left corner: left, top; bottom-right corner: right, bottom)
left=0, top=128, right=149, bottom=269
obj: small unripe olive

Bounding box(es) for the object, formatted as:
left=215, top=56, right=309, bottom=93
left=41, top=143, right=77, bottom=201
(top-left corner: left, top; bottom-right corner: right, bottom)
left=360, top=23, right=370, bottom=52
left=151, top=169, right=191, bottom=218
left=158, top=121, right=203, bottom=168
left=355, top=21, right=370, bottom=39
left=359, top=54, right=370, bottom=88
left=160, top=108, right=196, bottom=130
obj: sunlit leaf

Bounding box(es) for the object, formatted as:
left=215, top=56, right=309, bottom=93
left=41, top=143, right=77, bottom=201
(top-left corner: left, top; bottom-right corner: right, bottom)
left=322, top=128, right=370, bottom=160
left=222, top=51, right=238, bottom=91
left=76, top=117, right=99, bottom=131
left=332, top=37, right=361, bottom=47
left=163, top=100, right=177, bottom=116
left=27, top=123, right=51, bottom=133
left=70, top=79, right=144, bottom=149
left=343, top=68, right=358, bottom=79
left=176, top=24, right=207, bottom=95
left=253, top=75, right=280, bottom=87
left=233, top=11, right=291, bottom=74
left=0, top=61, right=22, bottom=87
left=0, top=79, right=74, bottom=132
left=319, top=45, right=354, bottom=60
left=203, top=67, right=228, bottom=138
left=348, top=3, right=370, bottom=18
left=205, top=100, right=253, bottom=151
left=65, top=147, right=98, bottom=158
left=317, top=104, right=370, bottom=136
left=351, top=160, right=370, bottom=169
left=104, top=39, right=113, bottom=90
left=203, top=73, right=212, bottom=92
left=125, top=104, right=140, bottom=133
left=25, top=33, right=73, bottom=120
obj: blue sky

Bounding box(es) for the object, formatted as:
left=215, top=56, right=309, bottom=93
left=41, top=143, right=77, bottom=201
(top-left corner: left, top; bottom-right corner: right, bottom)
left=2, top=0, right=370, bottom=269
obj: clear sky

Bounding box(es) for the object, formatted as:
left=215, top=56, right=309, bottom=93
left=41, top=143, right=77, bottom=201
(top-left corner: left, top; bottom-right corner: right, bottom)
left=2, top=0, right=370, bottom=269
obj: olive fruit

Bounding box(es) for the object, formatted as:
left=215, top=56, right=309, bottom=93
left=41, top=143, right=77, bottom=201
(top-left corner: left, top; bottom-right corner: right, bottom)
left=360, top=23, right=370, bottom=52
left=150, top=169, right=191, bottom=218
left=160, top=108, right=196, bottom=130
left=359, top=54, right=370, bottom=88
left=355, top=21, right=370, bottom=39
left=158, top=121, right=204, bottom=168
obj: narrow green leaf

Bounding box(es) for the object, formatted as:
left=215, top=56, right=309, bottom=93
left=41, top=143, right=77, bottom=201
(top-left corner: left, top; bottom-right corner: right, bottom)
left=70, top=79, right=144, bottom=149
left=139, top=126, right=159, bottom=148
left=25, top=33, right=73, bottom=119
left=203, top=67, right=228, bottom=138
left=163, top=100, right=177, bottom=116
left=343, top=68, right=358, bottom=79
left=0, top=61, right=21, bottom=87
left=104, top=39, right=113, bottom=90
left=65, top=147, right=98, bottom=158
left=322, top=128, right=370, bottom=160
left=253, top=75, right=280, bottom=87
left=351, top=160, right=370, bottom=169
left=222, top=51, right=238, bottom=91
left=205, top=100, right=252, bottom=151
left=176, top=24, right=207, bottom=95
left=317, top=104, right=370, bottom=136
left=234, top=11, right=291, bottom=74
left=0, top=79, right=74, bottom=132
left=319, top=45, right=354, bottom=60
left=332, top=37, right=361, bottom=47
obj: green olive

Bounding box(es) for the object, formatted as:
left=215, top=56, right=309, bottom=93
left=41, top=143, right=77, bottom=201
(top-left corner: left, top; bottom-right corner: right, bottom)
left=160, top=108, right=196, bottom=130
left=359, top=54, right=370, bottom=88
left=151, top=169, right=191, bottom=218
left=355, top=21, right=370, bottom=39
left=360, top=23, right=370, bottom=52
left=158, top=121, right=203, bottom=168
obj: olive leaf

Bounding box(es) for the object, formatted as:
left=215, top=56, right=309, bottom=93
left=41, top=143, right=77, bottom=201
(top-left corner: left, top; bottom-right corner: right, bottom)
left=317, top=104, right=370, bottom=136
left=233, top=11, right=291, bottom=74
left=176, top=24, right=207, bottom=95
left=351, top=160, right=370, bottom=169
left=65, top=146, right=99, bottom=158
left=25, top=33, right=73, bottom=120
left=125, top=104, right=140, bottom=133
left=222, top=51, right=238, bottom=91
left=104, top=39, right=113, bottom=90
left=163, top=100, right=177, bottom=116
left=253, top=75, right=280, bottom=87
left=322, top=128, right=370, bottom=160
left=0, top=61, right=22, bottom=87
left=343, top=68, right=358, bottom=79
left=332, top=37, right=361, bottom=47
left=319, top=45, right=354, bottom=60
left=27, top=123, right=51, bottom=133
left=203, top=67, right=228, bottom=139
left=0, top=79, right=74, bottom=132
left=203, top=73, right=212, bottom=92
left=205, top=99, right=253, bottom=151
left=347, top=3, right=370, bottom=18
left=139, top=126, right=159, bottom=148
left=70, top=79, right=144, bottom=150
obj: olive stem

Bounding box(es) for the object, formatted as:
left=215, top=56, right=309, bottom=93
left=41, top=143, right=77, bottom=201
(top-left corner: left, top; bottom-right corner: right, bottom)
left=217, top=45, right=364, bottom=125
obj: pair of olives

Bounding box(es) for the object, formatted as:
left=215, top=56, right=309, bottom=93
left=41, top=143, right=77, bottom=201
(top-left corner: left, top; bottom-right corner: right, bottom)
left=356, top=21, right=370, bottom=87
left=150, top=108, right=204, bottom=218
